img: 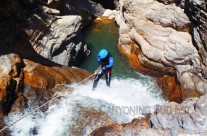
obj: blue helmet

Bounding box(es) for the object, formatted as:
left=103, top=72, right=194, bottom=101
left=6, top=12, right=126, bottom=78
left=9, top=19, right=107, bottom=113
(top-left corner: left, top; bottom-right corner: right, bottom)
left=99, top=49, right=108, bottom=59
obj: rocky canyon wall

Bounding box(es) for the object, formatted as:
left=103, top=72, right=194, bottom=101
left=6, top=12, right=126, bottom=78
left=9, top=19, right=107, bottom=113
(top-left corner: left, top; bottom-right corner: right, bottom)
left=0, top=0, right=112, bottom=66
left=105, top=0, right=207, bottom=101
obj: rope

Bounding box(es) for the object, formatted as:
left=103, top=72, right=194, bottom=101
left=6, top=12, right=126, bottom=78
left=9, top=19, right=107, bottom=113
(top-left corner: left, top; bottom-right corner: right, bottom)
left=0, top=70, right=98, bottom=133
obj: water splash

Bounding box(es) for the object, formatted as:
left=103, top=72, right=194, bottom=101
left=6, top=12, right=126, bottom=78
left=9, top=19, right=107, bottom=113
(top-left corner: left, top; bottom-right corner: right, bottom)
left=4, top=78, right=165, bottom=136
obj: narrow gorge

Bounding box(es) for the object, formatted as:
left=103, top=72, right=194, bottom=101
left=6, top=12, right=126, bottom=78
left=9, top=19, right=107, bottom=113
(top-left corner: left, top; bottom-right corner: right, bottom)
left=0, top=0, right=207, bottom=136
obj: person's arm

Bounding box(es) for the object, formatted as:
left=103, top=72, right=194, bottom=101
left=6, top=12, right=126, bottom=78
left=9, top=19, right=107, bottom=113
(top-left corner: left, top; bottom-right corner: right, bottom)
left=105, top=57, right=113, bottom=68
left=97, top=54, right=100, bottom=62
left=97, top=54, right=101, bottom=65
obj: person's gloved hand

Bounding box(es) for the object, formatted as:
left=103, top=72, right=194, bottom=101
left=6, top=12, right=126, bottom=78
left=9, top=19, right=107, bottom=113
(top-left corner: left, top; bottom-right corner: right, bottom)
left=102, top=66, right=106, bottom=70
left=95, top=67, right=102, bottom=74
left=98, top=67, right=102, bottom=74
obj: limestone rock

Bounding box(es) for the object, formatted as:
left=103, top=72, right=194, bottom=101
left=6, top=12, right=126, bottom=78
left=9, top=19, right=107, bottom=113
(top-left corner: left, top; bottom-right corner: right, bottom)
left=0, top=75, right=12, bottom=116
left=196, top=95, right=207, bottom=116
left=102, top=9, right=119, bottom=20
left=71, top=105, right=116, bottom=136
left=0, top=53, right=24, bottom=116
left=151, top=96, right=207, bottom=134
left=157, top=0, right=178, bottom=5
left=182, top=0, right=207, bottom=89
left=10, top=95, right=27, bottom=113
left=0, top=0, right=117, bottom=67
left=27, top=15, right=88, bottom=66
left=90, top=115, right=151, bottom=136
left=115, top=0, right=207, bottom=99
left=23, top=59, right=91, bottom=90
left=47, top=0, right=107, bottom=17
left=39, top=6, right=60, bottom=15
left=0, top=53, right=22, bottom=78
left=0, top=0, right=119, bottom=67
left=157, top=75, right=181, bottom=103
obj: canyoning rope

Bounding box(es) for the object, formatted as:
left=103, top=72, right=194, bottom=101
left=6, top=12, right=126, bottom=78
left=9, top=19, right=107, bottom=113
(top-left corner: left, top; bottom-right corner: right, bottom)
left=0, top=69, right=98, bottom=133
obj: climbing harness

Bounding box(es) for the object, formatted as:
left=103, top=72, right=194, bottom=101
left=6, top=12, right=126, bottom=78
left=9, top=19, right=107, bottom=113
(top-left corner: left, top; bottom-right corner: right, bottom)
left=0, top=69, right=98, bottom=133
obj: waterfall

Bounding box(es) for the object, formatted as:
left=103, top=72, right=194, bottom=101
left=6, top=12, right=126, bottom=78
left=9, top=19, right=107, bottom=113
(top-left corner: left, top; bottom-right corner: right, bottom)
left=5, top=78, right=165, bottom=136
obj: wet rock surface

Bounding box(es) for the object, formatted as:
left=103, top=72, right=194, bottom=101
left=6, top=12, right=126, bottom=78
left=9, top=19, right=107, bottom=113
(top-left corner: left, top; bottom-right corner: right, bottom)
left=90, top=95, right=207, bottom=135
left=0, top=54, right=24, bottom=116
left=151, top=95, right=207, bottom=135
left=109, top=0, right=207, bottom=101
left=70, top=105, right=116, bottom=136
left=90, top=114, right=151, bottom=136
left=23, top=59, right=91, bottom=90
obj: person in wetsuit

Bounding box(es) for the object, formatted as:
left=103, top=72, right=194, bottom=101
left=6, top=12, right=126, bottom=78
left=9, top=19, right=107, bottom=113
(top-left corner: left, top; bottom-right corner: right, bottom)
left=93, top=49, right=114, bottom=90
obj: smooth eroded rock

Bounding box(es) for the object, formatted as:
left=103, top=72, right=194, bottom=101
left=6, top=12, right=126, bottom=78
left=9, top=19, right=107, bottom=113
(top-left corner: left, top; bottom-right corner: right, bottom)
left=23, top=59, right=91, bottom=90
left=28, top=15, right=88, bottom=66
left=115, top=0, right=207, bottom=100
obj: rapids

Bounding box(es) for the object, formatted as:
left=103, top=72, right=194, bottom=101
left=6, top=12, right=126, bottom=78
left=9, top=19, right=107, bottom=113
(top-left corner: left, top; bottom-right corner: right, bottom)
left=5, top=78, right=165, bottom=136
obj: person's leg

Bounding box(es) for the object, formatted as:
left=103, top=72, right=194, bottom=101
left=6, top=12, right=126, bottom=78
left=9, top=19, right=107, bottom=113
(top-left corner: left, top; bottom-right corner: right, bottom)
left=93, top=73, right=104, bottom=90
left=105, top=70, right=112, bottom=87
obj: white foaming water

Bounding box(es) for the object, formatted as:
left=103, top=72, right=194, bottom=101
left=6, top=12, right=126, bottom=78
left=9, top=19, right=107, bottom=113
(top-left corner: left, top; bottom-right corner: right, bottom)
left=5, top=78, right=165, bottom=136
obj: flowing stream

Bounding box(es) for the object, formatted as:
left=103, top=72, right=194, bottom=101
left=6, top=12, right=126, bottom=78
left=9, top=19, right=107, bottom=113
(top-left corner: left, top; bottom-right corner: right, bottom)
left=5, top=20, right=165, bottom=136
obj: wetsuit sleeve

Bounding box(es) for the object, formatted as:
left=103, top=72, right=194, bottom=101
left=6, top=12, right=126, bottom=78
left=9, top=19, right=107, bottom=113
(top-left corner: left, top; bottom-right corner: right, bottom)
left=97, top=54, right=100, bottom=62
left=97, top=54, right=101, bottom=66
left=105, top=57, right=113, bottom=68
